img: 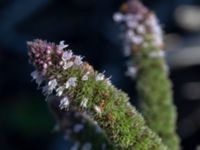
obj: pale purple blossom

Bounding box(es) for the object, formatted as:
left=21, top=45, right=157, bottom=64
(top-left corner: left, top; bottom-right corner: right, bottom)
left=113, top=12, right=124, bottom=22
left=58, top=41, right=68, bottom=51
left=94, top=105, right=101, bottom=114
left=81, top=72, right=90, bottom=81
left=59, top=96, right=70, bottom=109
left=31, top=70, right=44, bottom=86
left=74, top=56, right=83, bottom=65
left=126, top=20, right=138, bottom=28
left=48, top=79, right=58, bottom=91
left=126, top=66, right=138, bottom=78
left=137, top=25, right=145, bottom=34
left=66, top=77, right=77, bottom=89
left=95, top=73, right=105, bottom=81
left=62, top=50, right=73, bottom=61
left=131, top=35, right=143, bottom=45
left=56, top=86, right=65, bottom=96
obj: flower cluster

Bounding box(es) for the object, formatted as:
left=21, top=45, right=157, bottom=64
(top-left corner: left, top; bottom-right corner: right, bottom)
left=113, top=0, right=165, bottom=78
left=113, top=0, right=163, bottom=55
left=28, top=39, right=111, bottom=111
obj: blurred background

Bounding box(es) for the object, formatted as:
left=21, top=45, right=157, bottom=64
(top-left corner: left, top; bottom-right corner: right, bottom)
left=0, top=0, right=200, bottom=149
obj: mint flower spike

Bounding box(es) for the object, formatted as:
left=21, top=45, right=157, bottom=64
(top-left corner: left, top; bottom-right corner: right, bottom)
left=29, top=39, right=113, bottom=149
left=48, top=96, right=114, bottom=150
left=114, top=0, right=180, bottom=150
left=28, top=39, right=167, bottom=149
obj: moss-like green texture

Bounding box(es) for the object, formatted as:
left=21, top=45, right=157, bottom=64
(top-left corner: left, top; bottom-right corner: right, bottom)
left=133, top=42, right=180, bottom=150
left=48, top=96, right=114, bottom=149
left=28, top=39, right=168, bottom=149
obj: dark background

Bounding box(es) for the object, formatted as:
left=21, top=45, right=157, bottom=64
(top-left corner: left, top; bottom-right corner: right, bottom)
left=0, top=0, right=200, bottom=149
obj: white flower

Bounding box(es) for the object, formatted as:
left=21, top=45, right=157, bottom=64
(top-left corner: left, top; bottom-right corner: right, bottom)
left=81, top=72, right=90, bottom=81
left=31, top=70, right=44, bottom=86
left=105, top=77, right=112, bottom=85
left=66, top=77, right=77, bottom=89
left=149, top=50, right=165, bottom=58
left=153, top=36, right=163, bottom=47
left=74, top=56, right=83, bottom=65
left=113, top=12, right=124, bottom=22
left=95, top=73, right=105, bottom=81
left=58, top=41, right=68, bottom=50
left=62, top=50, right=73, bottom=61
left=63, top=61, right=74, bottom=70
left=31, top=70, right=39, bottom=80
left=94, top=105, right=101, bottom=114
left=137, top=25, right=145, bottom=34
left=145, top=15, right=157, bottom=27
left=59, top=96, right=70, bottom=109
left=48, top=79, right=57, bottom=91
left=126, top=20, right=138, bottom=29
left=56, top=86, right=65, bottom=96
left=126, top=30, right=135, bottom=39
left=131, top=35, right=143, bottom=45
left=126, top=66, right=138, bottom=78
left=80, top=97, right=88, bottom=108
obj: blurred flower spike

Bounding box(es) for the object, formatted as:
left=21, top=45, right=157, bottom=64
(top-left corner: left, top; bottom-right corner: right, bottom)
left=113, top=0, right=163, bottom=56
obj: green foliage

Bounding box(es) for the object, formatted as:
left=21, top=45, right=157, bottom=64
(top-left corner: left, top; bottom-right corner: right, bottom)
left=48, top=97, right=114, bottom=149
left=134, top=42, right=180, bottom=150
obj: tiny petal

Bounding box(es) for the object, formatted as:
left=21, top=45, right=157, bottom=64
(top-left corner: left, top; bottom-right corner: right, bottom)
left=80, top=97, right=88, bottom=108
left=59, top=41, right=68, bottom=50
left=94, top=105, right=101, bottom=114
left=126, top=30, right=135, bottom=39
left=74, top=56, right=83, bottom=65
left=113, top=12, right=124, bottom=22
left=59, top=96, right=70, bottom=109
left=56, top=86, right=65, bottom=96
left=126, top=20, right=138, bottom=28
left=95, top=73, right=105, bottom=81
left=62, top=50, right=73, bottom=61
left=31, top=70, right=39, bottom=80
left=105, top=77, right=112, bottom=85
left=81, top=72, right=90, bottom=81
left=131, top=35, right=143, bottom=45
left=66, top=77, right=77, bottom=89
left=126, top=66, right=138, bottom=78
left=137, top=25, right=145, bottom=34
left=31, top=70, right=44, bottom=86
left=48, top=79, right=58, bottom=91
